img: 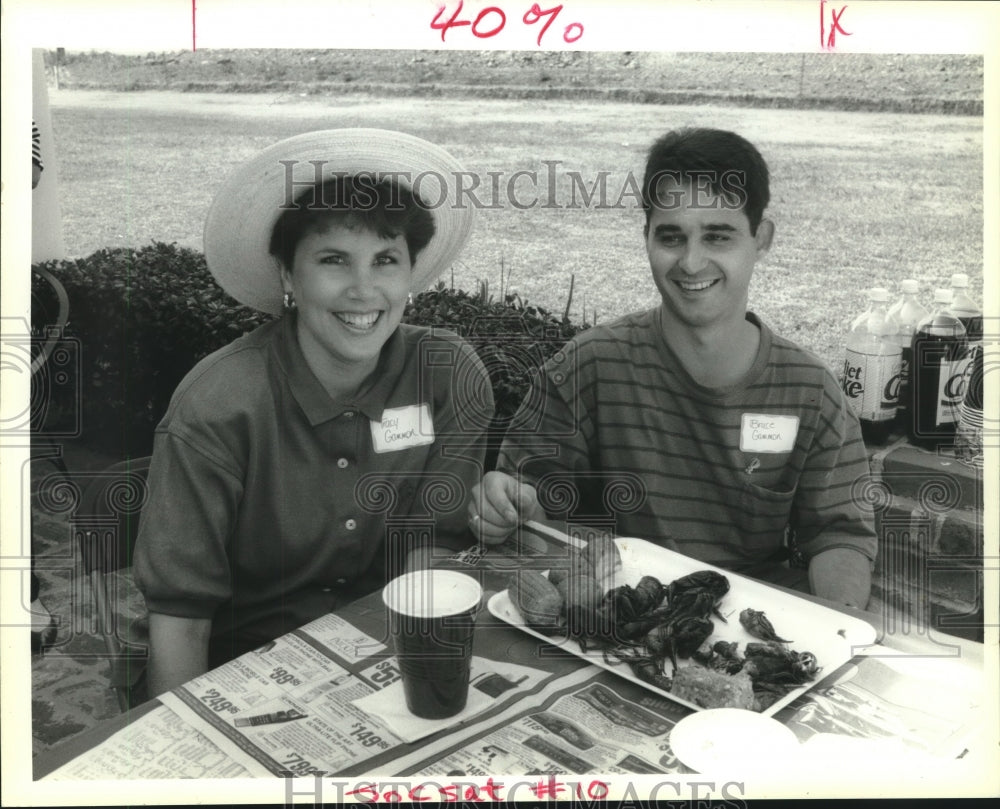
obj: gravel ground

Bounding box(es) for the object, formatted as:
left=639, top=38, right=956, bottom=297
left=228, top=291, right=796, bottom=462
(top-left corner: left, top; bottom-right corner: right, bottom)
left=48, top=50, right=983, bottom=114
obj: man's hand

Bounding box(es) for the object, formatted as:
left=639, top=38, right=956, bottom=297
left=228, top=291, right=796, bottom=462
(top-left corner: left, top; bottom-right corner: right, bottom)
left=808, top=547, right=873, bottom=610
left=468, top=471, right=544, bottom=544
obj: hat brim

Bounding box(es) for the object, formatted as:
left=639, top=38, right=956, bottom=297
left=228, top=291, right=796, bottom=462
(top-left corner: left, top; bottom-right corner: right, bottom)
left=204, top=129, right=474, bottom=315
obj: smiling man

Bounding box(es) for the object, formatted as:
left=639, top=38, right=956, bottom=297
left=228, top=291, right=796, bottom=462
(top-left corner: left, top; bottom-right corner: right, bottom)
left=471, top=128, right=876, bottom=609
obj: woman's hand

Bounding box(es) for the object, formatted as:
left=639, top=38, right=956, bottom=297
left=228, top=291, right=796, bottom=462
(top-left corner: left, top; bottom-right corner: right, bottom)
left=468, top=471, right=544, bottom=544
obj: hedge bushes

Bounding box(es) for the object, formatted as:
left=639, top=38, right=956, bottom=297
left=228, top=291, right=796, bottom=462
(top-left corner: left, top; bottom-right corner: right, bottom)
left=31, top=242, right=588, bottom=463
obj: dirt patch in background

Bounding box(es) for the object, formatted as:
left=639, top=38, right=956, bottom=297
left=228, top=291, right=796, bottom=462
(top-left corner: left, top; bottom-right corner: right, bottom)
left=46, top=50, right=983, bottom=116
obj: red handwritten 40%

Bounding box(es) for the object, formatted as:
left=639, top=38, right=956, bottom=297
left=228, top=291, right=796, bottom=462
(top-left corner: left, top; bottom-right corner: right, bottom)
left=432, top=1, right=584, bottom=46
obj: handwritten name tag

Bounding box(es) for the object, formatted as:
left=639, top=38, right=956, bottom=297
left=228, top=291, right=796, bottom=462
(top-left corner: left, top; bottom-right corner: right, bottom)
left=739, top=413, right=799, bottom=454
left=371, top=404, right=434, bottom=454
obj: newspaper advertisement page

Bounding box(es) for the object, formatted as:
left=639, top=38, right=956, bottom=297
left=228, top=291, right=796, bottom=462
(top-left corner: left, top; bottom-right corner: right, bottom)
left=153, top=614, right=397, bottom=776
left=411, top=671, right=694, bottom=777
left=45, top=705, right=251, bottom=780
left=408, top=650, right=989, bottom=778
left=44, top=609, right=555, bottom=780
left=180, top=628, right=360, bottom=714
left=775, top=653, right=987, bottom=759
left=44, top=614, right=383, bottom=779
left=161, top=654, right=549, bottom=777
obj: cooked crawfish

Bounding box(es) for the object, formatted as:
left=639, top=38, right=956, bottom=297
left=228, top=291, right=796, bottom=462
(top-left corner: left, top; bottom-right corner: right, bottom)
left=739, top=607, right=792, bottom=643
left=665, top=570, right=730, bottom=602
left=691, top=639, right=745, bottom=675
left=791, top=650, right=820, bottom=681
left=664, top=571, right=730, bottom=621
left=604, top=581, right=657, bottom=623
left=635, top=575, right=666, bottom=609
left=566, top=605, right=631, bottom=652
left=743, top=642, right=821, bottom=685
left=605, top=648, right=673, bottom=692
left=646, top=615, right=714, bottom=672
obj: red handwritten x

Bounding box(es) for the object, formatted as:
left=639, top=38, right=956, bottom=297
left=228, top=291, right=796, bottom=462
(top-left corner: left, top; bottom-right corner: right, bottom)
left=820, top=1, right=852, bottom=50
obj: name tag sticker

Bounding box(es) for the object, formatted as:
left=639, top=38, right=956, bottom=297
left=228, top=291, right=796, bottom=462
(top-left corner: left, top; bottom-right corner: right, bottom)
left=371, top=404, right=434, bottom=453
left=740, top=413, right=799, bottom=453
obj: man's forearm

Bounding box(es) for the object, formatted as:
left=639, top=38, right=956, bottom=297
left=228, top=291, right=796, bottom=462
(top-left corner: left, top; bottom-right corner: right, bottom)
left=808, top=547, right=873, bottom=610
left=147, top=612, right=212, bottom=698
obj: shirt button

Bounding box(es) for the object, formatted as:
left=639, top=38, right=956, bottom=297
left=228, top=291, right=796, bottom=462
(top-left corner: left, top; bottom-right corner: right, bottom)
left=337, top=458, right=349, bottom=469
left=335, top=577, right=347, bottom=585
left=345, top=519, right=357, bottom=530
left=344, top=411, right=355, bottom=418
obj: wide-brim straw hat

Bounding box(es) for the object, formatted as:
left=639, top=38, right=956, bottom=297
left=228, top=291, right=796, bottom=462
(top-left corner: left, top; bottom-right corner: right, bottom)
left=204, top=129, right=474, bottom=315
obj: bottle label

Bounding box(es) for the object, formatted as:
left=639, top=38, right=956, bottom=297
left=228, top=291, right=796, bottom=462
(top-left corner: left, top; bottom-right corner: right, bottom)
left=843, top=349, right=901, bottom=421
left=936, top=356, right=972, bottom=426
left=897, top=346, right=912, bottom=402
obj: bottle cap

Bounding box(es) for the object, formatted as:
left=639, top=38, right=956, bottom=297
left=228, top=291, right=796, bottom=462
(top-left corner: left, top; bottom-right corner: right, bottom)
left=869, top=287, right=889, bottom=303
left=933, top=288, right=951, bottom=305
left=950, top=273, right=969, bottom=288
left=900, top=279, right=919, bottom=294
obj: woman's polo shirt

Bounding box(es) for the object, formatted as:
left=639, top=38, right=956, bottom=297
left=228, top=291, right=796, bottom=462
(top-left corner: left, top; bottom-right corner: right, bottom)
left=134, top=315, right=494, bottom=657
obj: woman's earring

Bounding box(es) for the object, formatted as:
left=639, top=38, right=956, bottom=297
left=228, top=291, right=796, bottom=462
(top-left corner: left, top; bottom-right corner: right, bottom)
left=282, top=291, right=296, bottom=311
left=407, top=292, right=414, bottom=306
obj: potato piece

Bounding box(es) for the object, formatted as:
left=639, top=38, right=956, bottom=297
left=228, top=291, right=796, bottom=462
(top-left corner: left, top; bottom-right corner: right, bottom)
left=556, top=574, right=603, bottom=612
left=547, top=548, right=593, bottom=586
left=584, top=535, right=622, bottom=594
left=509, top=570, right=563, bottom=628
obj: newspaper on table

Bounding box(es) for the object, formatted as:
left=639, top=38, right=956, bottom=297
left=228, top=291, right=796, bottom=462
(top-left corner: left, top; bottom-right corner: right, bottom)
left=402, top=651, right=986, bottom=779
left=45, top=614, right=986, bottom=780
left=46, top=613, right=548, bottom=779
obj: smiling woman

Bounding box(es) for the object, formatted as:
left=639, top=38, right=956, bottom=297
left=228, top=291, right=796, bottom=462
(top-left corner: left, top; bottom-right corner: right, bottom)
left=270, top=175, right=434, bottom=399
left=132, top=129, right=495, bottom=698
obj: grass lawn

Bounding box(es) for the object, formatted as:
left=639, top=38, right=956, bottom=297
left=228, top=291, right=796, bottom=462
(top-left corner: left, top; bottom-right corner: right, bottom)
left=49, top=90, right=983, bottom=373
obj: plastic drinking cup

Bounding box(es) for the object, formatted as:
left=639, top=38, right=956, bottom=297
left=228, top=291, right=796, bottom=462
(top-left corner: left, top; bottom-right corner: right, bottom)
left=382, top=569, right=483, bottom=719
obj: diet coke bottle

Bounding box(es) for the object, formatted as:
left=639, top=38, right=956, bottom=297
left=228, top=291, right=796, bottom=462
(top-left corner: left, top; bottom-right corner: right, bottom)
left=843, top=287, right=901, bottom=446
left=908, top=289, right=971, bottom=448
left=886, top=279, right=929, bottom=432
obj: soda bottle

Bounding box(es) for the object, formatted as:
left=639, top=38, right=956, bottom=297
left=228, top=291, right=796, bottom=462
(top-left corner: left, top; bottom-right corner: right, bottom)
left=954, top=346, right=983, bottom=467
left=908, top=289, right=971, bottom=448
left=886, top=279, right=929, bottom=432
left=849, top=288, right=873, bottom=332
left=947, top=272, right=983, bottom=347
left=842, top=287, right=901, bottom=445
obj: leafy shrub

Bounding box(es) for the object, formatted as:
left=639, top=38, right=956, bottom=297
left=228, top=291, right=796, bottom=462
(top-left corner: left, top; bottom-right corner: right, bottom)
left=32, top=242, right=589, bottom=465
left=32, top=243, right=270, bottom=457
left=403, top=281, right=590, bottom=469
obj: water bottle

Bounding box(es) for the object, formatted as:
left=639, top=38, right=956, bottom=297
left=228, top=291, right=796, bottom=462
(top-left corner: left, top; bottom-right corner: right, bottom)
left=842, top=287, right=901, bottom=445
left=908, top=289, right=971, bottom=447
left=887, top=279, right=929, bottom=432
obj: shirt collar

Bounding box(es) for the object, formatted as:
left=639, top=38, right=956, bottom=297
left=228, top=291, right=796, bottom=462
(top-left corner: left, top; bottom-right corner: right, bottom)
left=272, top=314, right=409, bottom=426
left=653, top=307, right=771, bottom=396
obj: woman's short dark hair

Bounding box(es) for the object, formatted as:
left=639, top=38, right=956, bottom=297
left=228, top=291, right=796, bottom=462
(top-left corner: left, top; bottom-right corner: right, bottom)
left=641, top=128, right=771, bottom=235
left=269, top=174, right=436, bottom=270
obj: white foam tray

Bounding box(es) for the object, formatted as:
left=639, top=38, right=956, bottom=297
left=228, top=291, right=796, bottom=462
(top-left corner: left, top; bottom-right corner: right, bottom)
left=487, top=536, right=878, bottom=716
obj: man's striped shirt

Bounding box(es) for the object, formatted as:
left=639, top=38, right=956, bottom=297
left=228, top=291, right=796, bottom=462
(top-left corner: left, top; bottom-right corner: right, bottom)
left=498, top=307, right=877, bottom=571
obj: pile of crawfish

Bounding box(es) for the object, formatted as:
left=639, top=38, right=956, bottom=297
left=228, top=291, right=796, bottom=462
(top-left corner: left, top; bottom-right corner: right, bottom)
left=508, top=537, right=821, bottom=711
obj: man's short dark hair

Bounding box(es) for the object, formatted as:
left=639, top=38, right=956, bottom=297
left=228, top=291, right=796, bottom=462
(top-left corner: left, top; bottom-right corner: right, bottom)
left=642, top=128, right=771, bottom=235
